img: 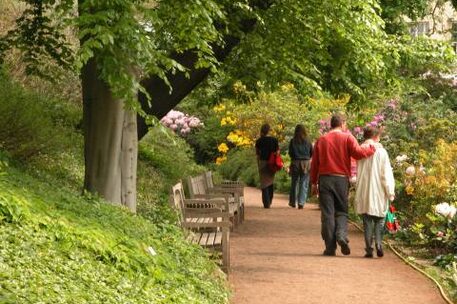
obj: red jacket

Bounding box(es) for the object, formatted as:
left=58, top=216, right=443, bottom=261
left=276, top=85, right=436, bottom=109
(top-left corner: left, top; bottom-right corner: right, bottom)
left=310, top=130, right=375, bottom=185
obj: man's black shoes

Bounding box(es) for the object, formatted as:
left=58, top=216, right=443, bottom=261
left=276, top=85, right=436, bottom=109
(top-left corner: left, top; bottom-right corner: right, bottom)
left=337, top=239, right=351, bottom=255
left=376, top=245, right=384, bottom=257
left=323, top=250, right=336, bottom=256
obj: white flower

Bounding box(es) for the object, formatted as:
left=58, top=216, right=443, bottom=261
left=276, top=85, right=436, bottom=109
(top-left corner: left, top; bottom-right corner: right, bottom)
left=395, top=154, right=408, bottom=163
left=405, top=166, right=415, bottom=176
left=435, top=202, right=453, bottom=218
left=419, top=165, right=426, bottom=173
left=449, top=206, right=457, bottom=219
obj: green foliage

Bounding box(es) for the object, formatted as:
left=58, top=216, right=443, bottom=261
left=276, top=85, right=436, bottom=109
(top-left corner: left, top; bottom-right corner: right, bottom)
left=186, top=112, right=234, bottom=164
left=137, top=126, right=206, bottom=219
left=0, top=0, right=75, bottom=78
left=0, top=69, right=67, bottom=160
left=0, top=160, right=229, bottom=303
left=227, top=0, right=391, bottom=100
left=0, top=0, right=252, bottom=108
left=217, top=148, right=259, bottom=186
left=0, top=68, right=229, bottom=302
left=379, top=0, right=428, bottom=34
left=394, top=36, right=456, bottom=77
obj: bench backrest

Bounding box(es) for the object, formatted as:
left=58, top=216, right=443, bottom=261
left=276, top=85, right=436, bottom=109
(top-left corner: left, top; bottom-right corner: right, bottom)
left=187, top=174, right=208, bottom=198
left=204, top=171, right=214, bottom=189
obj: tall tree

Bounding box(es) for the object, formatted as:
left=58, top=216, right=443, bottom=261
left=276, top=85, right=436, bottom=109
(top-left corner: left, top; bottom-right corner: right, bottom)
left=1, top=0, right=239, bottom=211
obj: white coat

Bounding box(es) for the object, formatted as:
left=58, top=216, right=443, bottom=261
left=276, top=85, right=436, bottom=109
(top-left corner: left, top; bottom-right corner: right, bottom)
left=354, top=139, right=395, bottom=217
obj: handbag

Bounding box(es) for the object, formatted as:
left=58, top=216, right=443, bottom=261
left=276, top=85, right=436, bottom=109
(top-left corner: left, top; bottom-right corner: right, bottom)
left=385, top=204, right=400, bottom=234
left=268, top=151, right=284, bottom=172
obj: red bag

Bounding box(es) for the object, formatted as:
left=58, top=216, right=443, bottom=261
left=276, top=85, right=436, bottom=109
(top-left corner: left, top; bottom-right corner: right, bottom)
left=268, top=152, right=284, bottom=172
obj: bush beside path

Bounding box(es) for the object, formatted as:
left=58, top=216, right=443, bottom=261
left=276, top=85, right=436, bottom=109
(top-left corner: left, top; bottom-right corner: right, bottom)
left=229, top=187, right=446, bottom=304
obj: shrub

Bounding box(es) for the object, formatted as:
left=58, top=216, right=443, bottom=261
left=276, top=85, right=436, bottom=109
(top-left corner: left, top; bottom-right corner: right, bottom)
left=0, top=70, right=65, bottom=160
left=186, top=113, right=234, bottom=164
left=217, top=147, right=291, bottom=193
left=160, top=110, right=203, bottom=136
left=137, top=126, right=205, bottom=218
left=210, top=83, right=349, bottom=167
left=217, top=148, right=258, bottom=186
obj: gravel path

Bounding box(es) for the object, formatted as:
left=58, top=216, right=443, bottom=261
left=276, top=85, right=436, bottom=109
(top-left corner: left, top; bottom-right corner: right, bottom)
left=229, top=187, right=446, bottom=304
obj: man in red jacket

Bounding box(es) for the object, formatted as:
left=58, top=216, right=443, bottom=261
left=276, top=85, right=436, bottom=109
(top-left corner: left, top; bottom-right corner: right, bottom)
left=310, top=114, right=375, bottom=256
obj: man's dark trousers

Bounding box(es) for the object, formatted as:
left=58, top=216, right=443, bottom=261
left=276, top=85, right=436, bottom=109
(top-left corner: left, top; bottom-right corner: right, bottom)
left=318, top=175, right=349, bottom=253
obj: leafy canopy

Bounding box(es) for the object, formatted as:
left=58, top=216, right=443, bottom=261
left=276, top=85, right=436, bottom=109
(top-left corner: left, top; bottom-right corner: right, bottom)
left=0, top=0, right=253, bottom=106
left=1, top=0, right=455, bottom=109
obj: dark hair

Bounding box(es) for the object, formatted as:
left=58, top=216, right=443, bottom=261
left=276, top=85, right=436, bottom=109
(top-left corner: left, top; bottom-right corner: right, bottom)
left=260, top=123, right=270, bottom=136
left=330, top=114, right=346, bottom=129
left=293, top=124, right=307, bottom=143
left=363, top=126, right=381, bottom=140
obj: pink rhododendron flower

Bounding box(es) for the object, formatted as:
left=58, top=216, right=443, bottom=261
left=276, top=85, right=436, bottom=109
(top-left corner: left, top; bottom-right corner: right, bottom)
left=161, top=110, right=203, bottom=136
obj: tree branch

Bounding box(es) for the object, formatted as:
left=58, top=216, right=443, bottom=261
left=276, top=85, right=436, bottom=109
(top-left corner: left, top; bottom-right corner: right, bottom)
left=136, top=3, right=270, bottom=140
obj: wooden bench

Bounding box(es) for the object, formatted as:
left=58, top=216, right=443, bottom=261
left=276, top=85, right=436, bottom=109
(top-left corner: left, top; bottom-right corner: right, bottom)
left=170, top=181, right=231, bottom=273
left=203, top=171, right=245, bottom=223
left=186, top=173, right=242, bottom=227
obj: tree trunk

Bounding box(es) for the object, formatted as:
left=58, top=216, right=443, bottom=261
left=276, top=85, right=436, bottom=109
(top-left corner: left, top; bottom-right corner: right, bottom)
left=81, top=58, right=137, bottom=212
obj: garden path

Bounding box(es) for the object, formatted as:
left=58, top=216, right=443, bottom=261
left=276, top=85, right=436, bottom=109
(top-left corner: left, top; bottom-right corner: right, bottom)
left=229, top=187, right=446, bottom=304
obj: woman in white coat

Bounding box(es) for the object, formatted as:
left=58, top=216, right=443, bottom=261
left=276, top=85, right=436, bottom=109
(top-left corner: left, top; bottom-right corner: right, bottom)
left=354, top=126, right=395, bottom=258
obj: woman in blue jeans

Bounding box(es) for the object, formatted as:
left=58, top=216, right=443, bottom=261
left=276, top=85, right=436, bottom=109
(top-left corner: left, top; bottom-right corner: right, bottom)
left=288, top=124, right=313, bottom=209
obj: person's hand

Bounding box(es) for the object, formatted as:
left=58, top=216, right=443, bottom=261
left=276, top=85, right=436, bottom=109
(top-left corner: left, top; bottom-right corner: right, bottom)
left=389, top=195, right=395, bottom=202
left=311, top=184, right=318, bottom=196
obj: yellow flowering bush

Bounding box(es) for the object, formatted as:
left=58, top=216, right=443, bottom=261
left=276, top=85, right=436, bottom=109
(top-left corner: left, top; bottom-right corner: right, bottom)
left=394, top=140, right=457, bottom=265
left=400, top=140, right=457, bottom=207
left=212, top=82, right=349, bottom=165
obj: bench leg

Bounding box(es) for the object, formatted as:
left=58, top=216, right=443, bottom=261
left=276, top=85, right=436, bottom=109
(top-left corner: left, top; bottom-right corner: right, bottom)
left=222, top=227, right=230, bottom=274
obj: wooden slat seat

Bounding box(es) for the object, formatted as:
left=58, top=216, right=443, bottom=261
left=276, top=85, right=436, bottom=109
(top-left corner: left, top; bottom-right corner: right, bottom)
left=204, top=171, right=245, bottom=224
left=170, top=181, right=231, bottom=273
left=187, top=173, right=244, bottom=227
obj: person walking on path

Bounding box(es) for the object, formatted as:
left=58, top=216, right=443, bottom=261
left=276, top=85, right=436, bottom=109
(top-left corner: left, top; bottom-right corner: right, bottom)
left=288, top=124, right=313, bottom=209
left=310, top=114, right=376, bottom=256
left=354, top=126, right=395, bottom=258
left=255, top=123, right=279, bottom=208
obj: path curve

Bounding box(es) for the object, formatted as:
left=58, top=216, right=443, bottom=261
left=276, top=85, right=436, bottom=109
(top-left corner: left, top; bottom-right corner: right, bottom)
left=229, top=187, right=446, bottom=304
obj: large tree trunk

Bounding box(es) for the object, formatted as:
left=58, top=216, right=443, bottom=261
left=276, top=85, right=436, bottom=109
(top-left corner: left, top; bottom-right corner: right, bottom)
left=81, top=58, right=137, bottom=212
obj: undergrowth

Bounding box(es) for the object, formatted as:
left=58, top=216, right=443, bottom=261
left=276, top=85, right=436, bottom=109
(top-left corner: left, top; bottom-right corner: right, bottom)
left=0, top=70, right=229, bottom=303
left=0, top=156, right=229, bottom=303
